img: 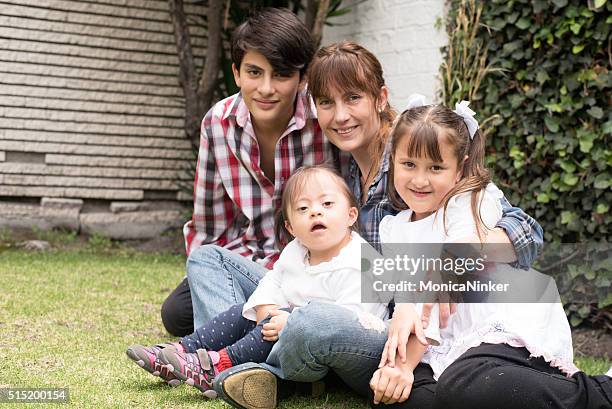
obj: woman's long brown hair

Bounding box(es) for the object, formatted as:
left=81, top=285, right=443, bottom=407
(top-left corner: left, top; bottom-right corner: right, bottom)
left=307, top=41, right=396, bottom=202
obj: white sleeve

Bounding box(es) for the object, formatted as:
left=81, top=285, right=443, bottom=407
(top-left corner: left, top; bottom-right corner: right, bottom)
left=379, top=214, right=393, bottom=243
left=444, top=185, right=503, bottom=242
left=242, top=263, right=289, bottom=321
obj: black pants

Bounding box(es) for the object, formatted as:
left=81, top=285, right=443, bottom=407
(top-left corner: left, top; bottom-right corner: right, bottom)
left=373, top=344, right=612, bottom=409
left=161, top=277, right=194, bottom=336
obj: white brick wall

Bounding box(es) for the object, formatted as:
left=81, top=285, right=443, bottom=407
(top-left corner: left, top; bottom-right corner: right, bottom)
left=322, top=0, right=447, bottom=108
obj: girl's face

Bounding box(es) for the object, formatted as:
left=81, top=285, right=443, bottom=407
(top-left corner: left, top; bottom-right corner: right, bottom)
left=315, top=86, right=388, bottom=157
left=393, top=133, right=463, bottom=221
left=284, top=171, right=358, bottom=264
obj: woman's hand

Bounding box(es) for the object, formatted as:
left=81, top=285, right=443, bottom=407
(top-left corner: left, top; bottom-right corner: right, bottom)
left=261, top=309, right=290, bottom=341
left=379, top=303, right=427, bottom=368
left=370, top=364, right=414, bottom=405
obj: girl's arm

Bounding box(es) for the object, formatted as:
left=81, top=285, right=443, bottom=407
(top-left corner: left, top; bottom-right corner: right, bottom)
left=379, top=303, right=428, bottom=368
left=371, top=334, right=428, bottom=405
left=242, top=264, right=288, bottom=321
left=254, top=304, right=281, bottom=323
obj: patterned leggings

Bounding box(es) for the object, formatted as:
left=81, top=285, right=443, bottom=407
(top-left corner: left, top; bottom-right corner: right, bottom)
left=180, top=303, right=286, bottom=365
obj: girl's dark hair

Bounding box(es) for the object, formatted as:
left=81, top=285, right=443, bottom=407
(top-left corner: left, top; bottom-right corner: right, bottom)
left=307, top=41, right=396, bottom=199
left=275, top=164, right=359, bottom=250
left=231, top=8, right=314, bottom=79
left=388, top=105, right=491, bottom=242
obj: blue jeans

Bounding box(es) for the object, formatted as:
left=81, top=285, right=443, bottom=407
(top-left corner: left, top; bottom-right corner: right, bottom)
left=186, top=245, right=267, bottom=328
left=263, top=302, right=388, bottom=395
left=187, top=247, right=387, bottom=394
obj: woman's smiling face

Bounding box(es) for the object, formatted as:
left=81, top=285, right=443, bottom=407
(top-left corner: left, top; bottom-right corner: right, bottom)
left=314, top=86, right=387, bottom=158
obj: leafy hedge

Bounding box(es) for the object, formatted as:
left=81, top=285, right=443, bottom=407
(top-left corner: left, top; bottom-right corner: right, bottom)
left=442, top=0, right=611, bottom=327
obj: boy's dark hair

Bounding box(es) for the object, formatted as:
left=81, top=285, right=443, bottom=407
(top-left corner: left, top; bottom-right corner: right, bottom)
left=231, top=8, right=315, bottom=78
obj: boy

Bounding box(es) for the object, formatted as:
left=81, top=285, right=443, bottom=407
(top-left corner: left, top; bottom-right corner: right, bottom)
left=160, top=8, right=330, bottom=336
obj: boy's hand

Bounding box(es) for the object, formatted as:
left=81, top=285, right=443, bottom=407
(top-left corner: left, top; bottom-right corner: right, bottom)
left=370, top=364, right=414, bottom=405
left=262, top=310, right=290, bottom=341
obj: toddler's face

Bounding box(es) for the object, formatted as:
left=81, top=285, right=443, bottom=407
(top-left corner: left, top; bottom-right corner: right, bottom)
left=393, top=133, right=463, bottom=221
left=285, top=172, right=357, bottom=264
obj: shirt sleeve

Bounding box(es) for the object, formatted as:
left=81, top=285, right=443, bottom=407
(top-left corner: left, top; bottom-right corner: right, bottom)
left=444, top=188, right=503, bottom=242
left=183, top=109, right=233, bottom=256
left=496, top=197, right=544, bottom=270
left=242, top=263, right=289, bottom=321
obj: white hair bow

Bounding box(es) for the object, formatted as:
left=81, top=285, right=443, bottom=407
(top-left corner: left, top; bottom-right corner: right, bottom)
left=405, top=93, right=428, bottom=110
left=454, top=100, right=479, bottom=139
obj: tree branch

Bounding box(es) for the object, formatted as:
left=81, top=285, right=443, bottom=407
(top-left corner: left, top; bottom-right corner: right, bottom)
left=197, top=0, right=224, bottom=114
left=168, top=0, right=200, bottom=147
left=311, top=0, right=330, bottom=48
left=305, top=0, right=317, bottom=32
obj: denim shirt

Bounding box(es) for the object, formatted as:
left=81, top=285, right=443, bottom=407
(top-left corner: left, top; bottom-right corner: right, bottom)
left=344, top=145, right=543, bottom=269
left=344, top=145, right=397, bottom=253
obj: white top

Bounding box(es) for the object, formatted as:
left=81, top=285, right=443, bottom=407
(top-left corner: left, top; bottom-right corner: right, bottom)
left=243, top=231, right=388, bottom=322
left=379, top=183, right=577, bottom=379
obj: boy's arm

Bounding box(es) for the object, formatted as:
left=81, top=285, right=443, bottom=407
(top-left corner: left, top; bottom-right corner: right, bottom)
left=496, top=197, right=544, bottom=269
left=184, top=111, right=232, bottom=256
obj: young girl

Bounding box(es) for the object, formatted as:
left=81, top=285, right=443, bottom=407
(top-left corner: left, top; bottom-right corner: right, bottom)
left=370, top=99, right=612, bottom=408
left=127, top=165, right=387, bottom=398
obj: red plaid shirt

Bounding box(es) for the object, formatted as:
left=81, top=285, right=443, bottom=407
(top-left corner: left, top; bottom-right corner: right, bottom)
left=183, top=92, right=332, bottom=269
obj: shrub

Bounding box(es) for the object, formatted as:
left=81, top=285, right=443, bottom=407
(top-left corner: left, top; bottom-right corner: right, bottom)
left=441, top=0, right=611, bottom=327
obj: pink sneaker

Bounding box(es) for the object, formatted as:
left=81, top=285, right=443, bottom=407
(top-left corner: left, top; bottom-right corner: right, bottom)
left=161, top=348, right=220, bottom=398
left=126, top=342, right=183, bottom=386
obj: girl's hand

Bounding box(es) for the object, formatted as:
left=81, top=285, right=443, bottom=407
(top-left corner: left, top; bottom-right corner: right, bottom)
left=254, top=304, right=280, bottom=324
left=420, top=302, right=457, bottom=329
left=370, top=364, right=414, bottom=405
left=261, top=310, right=290, bottom=341
left=379, top=304, right=427, bottom=368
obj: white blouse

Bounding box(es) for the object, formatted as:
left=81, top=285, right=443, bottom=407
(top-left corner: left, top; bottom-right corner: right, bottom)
left=242, top=231, right=388, bottom=322
left=379, top=183, right=577, bottom=380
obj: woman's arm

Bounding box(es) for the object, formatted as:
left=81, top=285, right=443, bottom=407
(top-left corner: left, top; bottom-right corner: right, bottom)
left=497, top=197, right=544, bottom=269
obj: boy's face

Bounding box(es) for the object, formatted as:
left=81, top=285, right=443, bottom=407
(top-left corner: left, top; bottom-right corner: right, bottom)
left=232, top=51, right=302, bottom=130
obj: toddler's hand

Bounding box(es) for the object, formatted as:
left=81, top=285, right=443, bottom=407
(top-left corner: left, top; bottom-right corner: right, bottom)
left=262, top=309, right=290, bottom=341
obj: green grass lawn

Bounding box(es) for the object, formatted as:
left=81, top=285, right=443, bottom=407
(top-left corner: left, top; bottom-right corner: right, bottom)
left=0, top=247, right=609, bottom=408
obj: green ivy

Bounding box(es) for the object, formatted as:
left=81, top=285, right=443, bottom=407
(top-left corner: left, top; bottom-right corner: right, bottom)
left=443, top=0, right=611, bottom=328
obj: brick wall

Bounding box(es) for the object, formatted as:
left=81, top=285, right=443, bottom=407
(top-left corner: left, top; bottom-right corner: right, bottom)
left=322, top=0, right=447, bottom=108
left=0, top=0, right=205, bottom=239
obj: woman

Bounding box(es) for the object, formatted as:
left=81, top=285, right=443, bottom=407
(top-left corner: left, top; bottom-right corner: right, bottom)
left=212, top=41, right=545, bottom=409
